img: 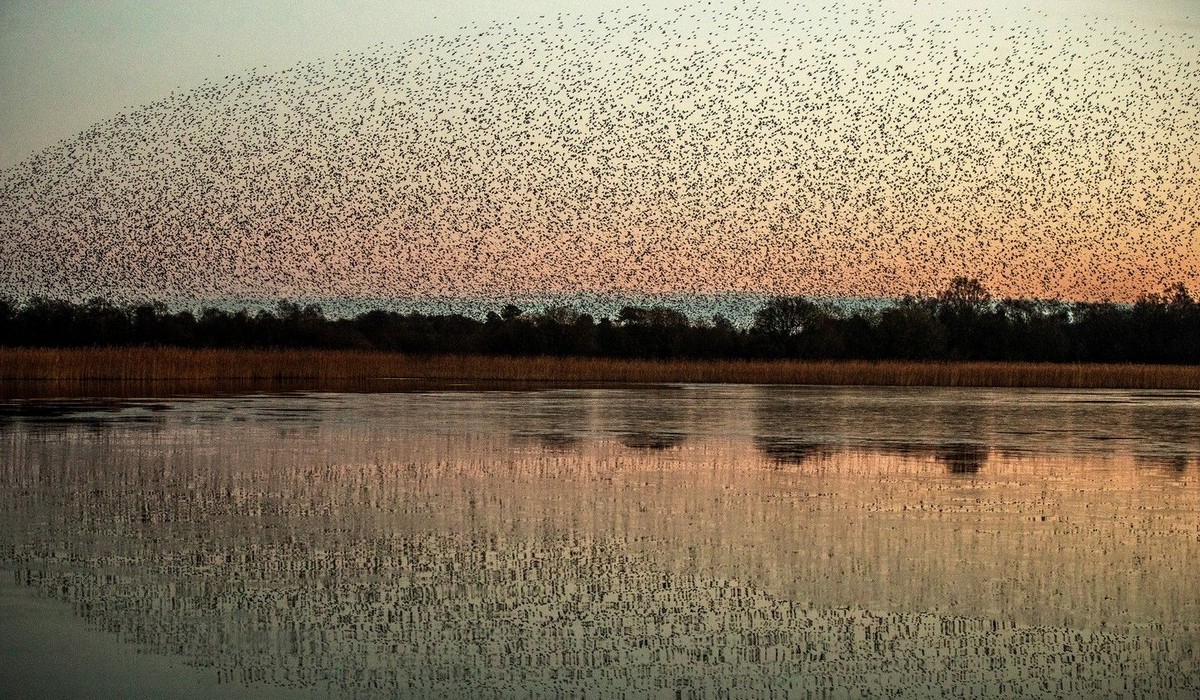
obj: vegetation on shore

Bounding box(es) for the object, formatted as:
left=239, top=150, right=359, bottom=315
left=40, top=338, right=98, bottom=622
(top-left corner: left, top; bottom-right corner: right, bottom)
left=1, top=279, right=1198, bottom=378
left=3, top=348, right=1200, bottom=392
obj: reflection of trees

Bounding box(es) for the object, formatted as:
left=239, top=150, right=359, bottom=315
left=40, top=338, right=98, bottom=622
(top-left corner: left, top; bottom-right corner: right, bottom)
left=1133, top=453, right=1195, bottom=474
left=864, top=441, right=989, bottom=474
left=935, top=443, right=988, bottom=474
left=753, top=437, right=991, bottom=472
left=0, top=398, right=171, bottom=424
left=620, top=432, right=685, bottom=450
left=752, top=386, right=993, bottom=471
left=534, top=431, right=583, bottom=450
left=919, top=398, right=988, bottom=475
left=508, top=392, right=588, bottom=451
left=611, top=389, right=687, bottom=452
left=753, top=437, right=828, bottom=465
left=1129, top=406, right=1200, bottom=474
left=752, top=388, right=832, bottom=466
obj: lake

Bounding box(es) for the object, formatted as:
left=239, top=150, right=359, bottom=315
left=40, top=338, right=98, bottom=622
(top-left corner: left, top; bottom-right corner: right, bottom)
left=1, top=385, right=1197, bottom=697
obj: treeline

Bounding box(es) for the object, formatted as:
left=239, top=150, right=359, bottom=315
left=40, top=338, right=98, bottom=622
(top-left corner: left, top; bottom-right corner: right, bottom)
left=1, top=278, right=1198, bottom=364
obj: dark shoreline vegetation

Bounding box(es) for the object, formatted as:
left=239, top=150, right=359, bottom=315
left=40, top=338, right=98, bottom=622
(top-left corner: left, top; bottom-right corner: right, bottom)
left=4, top=349, right=1200, bottom=394
left=2, top=278, right=1200, bottom=392
left=3, top=279, right=1199, bottom=362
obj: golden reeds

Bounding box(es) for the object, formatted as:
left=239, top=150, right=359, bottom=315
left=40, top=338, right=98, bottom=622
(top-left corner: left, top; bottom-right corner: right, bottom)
left=2, top=347, right=1200, bottom=396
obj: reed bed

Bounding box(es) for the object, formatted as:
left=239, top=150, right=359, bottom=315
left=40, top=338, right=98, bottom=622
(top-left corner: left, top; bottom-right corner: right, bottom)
left=3, top=347, right=1200, bottom=395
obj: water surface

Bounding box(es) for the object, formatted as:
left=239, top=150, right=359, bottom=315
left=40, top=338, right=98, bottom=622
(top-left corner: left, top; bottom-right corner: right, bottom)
left=1, top=386, right=1198, bottom=697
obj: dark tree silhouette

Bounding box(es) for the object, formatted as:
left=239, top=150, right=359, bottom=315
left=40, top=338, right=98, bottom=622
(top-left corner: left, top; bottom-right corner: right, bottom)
left=1, top=284, right=1197, bottom=365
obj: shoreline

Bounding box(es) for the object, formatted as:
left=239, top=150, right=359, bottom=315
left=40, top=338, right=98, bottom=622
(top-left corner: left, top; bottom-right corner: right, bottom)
left=3, top=348, right=1200, bottom=397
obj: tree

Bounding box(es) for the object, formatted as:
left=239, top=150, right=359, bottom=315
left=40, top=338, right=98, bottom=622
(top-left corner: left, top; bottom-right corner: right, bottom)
left=0, top=296, right=15, bottom=345
left=935, top=277, right=995, bottom=359
left=875, top=305, right=945, bottom=360
left=538, top=306, right=573, bottom=326
left=938, top=276, right=991, bottom=310
left=616, top=305, right=688, bottom=328
left=1134, top=282, right=1198, bottom=364
left=1166, top=282, right=1194, bottom=309
left=612, top=306, right=689, bottom=358
left=751, top=296, right=820, bottom=338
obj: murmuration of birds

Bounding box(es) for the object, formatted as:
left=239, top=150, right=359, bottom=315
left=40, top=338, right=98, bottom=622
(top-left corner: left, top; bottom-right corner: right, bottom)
left=1, top=0, right=1197, bottom=306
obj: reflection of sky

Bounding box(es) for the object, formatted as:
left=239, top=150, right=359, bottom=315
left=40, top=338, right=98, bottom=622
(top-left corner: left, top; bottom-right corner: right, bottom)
left=2, top=386, right=1199, bottom=694
left=5, top=385, right=1200, bottom=465
left=1, top=1, right=1198, bottom=301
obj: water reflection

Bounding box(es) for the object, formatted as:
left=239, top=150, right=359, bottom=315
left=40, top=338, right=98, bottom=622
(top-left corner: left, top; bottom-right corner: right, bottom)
left=609, top=387, right=689, bottom=451
left=753, top=436, right=829, bottom=465
left=1135, top=452, right=1198, bottom=475
left=10, top=536, right=1195, bottom=697
left=506, top=391, right=589, bottom=451
left=0, top=398, right=172, bottom=427
left=935, top=442, right=987, bottom=474
left=751, top=388, right=993, bottom=473
left=751, top=388, right=829, bottom=465
left=1, top=386, right=1199, bottom=696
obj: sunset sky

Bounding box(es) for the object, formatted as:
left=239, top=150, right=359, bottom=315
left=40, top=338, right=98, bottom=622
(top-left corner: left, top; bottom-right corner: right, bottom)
left=1, top=0, right=1197, bottom=302
left=2, top=0, right=1195, bottom=169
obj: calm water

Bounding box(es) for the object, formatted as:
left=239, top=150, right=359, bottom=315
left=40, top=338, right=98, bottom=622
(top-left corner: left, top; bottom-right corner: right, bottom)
left=1, top=385, right=1198, bottom=698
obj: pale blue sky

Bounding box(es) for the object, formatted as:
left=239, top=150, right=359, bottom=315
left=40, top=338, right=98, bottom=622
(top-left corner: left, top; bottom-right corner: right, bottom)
left=1, top=0, right=1195, bottom=169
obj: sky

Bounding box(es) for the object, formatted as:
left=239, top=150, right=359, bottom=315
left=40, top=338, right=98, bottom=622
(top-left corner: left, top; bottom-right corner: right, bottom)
left=3, top=0, right=1196, bottom=170
left=1, top=0, right=1197, bottom=302
left=2, top=0, right=632, bottom=169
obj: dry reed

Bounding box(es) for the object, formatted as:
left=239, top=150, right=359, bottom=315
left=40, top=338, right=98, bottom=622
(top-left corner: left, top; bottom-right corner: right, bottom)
left=3, top=347, right=1200, bottom=396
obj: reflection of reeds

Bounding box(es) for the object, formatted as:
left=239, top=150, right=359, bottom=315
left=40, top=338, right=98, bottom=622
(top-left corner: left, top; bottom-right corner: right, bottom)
left=3, top=348, right=1200, bottom=394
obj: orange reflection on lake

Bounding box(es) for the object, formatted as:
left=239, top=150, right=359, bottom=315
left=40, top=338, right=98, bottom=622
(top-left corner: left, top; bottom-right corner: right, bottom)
left=1, top=386, right=1197, bottom=697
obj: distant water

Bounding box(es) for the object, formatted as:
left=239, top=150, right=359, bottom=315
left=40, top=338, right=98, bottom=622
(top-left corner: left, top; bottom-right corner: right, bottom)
left=1, top=386, right=1198, bottom=697
left=165, top=292, right=896, bottom=325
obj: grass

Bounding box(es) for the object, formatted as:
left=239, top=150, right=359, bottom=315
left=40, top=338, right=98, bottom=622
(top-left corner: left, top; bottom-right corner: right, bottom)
left=2, top=347, right=1200, bottom=396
